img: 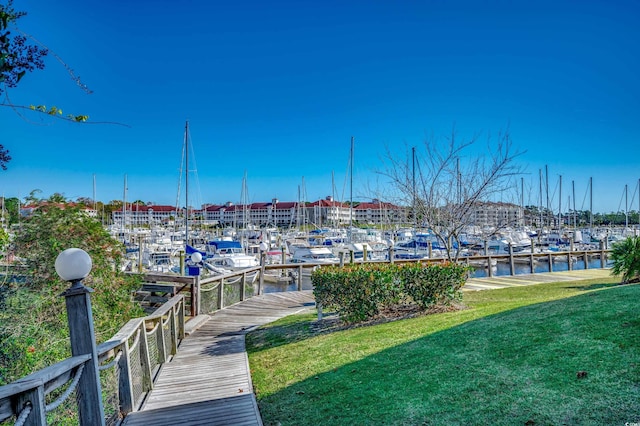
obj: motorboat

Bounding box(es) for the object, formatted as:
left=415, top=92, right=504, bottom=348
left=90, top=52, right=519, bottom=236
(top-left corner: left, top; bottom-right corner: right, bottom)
left=290, top=247, right=339, bottom=264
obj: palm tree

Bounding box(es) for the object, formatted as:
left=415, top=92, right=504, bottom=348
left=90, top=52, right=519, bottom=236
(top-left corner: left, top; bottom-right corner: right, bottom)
left=610, top=236, right=640, bottom=283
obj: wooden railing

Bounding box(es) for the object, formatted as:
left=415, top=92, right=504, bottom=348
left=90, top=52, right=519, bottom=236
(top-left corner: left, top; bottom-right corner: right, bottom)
left=0, top=246, right=612, bottom=425
left=0, top=295, right=185, bottom=426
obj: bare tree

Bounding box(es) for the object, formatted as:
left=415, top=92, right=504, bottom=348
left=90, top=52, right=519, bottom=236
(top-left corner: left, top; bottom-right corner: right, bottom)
left=380, top=128, right=525, bottom=261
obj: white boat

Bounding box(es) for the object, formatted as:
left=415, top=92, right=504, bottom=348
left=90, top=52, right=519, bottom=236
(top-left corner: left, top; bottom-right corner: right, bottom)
left=290, top=247, right=339, bottom=264
left=204, top=240, right=259, bottom=269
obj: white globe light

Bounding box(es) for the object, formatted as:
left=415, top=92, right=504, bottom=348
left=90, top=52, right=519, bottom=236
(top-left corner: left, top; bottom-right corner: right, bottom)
left=259, top=242, right=268, bottom=252
left=55, top=248, right=92, bottom=281
left=191, top=252, right=203, bottom=263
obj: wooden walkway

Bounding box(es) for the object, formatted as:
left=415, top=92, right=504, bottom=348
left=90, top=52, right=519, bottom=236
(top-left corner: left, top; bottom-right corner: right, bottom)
left=465, top=268, right=612, bottom=291
left=122, top=291, right=316, bottom=426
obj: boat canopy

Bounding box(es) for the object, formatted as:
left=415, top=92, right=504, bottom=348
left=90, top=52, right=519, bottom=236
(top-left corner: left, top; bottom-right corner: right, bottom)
left=208, top=240, right=243, bottom=250
left=186, top=244, right=207, bottom=257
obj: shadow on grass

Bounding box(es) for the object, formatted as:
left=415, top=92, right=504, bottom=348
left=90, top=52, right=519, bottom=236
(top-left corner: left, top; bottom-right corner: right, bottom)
left=565, top=281, right=621, bottom=291
left=254, top=283, right=640, bottom=426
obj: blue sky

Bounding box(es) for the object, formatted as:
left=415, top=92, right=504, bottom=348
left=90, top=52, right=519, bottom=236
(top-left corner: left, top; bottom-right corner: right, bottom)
left=2, top=0, right=639, bottom=214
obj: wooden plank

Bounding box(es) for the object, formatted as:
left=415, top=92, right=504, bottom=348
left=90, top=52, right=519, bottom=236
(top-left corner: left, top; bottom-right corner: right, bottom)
left=122, top=291, right=314, bottom=426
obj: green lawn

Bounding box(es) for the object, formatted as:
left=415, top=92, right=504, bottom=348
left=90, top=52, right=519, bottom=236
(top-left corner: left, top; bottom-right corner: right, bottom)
left=246, top=278, right=640, bottom=425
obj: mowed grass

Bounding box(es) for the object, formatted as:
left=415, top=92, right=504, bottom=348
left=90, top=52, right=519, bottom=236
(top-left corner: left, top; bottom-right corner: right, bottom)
left=246, top=277, right=640, bottom=425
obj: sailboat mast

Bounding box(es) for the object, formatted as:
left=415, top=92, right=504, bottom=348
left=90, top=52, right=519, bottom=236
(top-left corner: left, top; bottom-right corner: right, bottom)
left=122, top=174, right=127, bottom=243
left=349, top=136, right=354, bottom=243
left=538, top=169, right=543, bottom=228
left=589, top=177, right=593, bottom=231
left=185, top=121, right=189, bottom=247
left=572, top=180, right=576, bottom=228
left=545, top=165, right=550, bottom=228
left=625, top=184, right=628, bottom=229
left=93, top=174, right=97, bottom=214
left=559, top=175, right=562, bottom=230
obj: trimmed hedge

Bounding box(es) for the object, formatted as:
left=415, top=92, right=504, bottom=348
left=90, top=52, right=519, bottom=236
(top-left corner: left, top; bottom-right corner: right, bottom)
left=312, top=262, right=469, bottom=323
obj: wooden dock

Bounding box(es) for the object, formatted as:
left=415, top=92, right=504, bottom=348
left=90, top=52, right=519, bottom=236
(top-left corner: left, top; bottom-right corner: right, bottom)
left=465, top=268, right=613, bottom=291
left=122, top=291, right=316, bottom=426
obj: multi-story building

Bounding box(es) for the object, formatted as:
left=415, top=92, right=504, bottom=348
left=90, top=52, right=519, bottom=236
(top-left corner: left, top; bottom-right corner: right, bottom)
left=467, top=201, right=524, bottom=228
left=112, top=197, right=407, bottom=228
left=112, top=204, right=181, bottom=226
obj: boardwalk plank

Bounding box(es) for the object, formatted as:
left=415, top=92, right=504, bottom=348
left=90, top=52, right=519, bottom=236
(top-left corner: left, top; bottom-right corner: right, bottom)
left=123, top=290, right=315, bottom=426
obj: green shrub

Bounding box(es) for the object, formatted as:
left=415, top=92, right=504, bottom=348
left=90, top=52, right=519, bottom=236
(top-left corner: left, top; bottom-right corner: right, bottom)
left=312, top=262, right=469, bottom=323
left=610, top=236, right=640, bottom=283
left=399, top=262, right=469, bottom=308
left=0, top=206, right=144, bottom=385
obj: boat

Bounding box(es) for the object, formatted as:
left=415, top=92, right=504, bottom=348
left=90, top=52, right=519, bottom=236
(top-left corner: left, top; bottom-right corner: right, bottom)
left=290, top=247, right=339, bottom=264
left=205, top=240, right=260, bottom=270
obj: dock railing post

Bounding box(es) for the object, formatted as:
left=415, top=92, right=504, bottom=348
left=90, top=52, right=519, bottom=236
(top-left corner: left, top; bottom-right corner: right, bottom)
left=194, top=275, right=200, bottom=316
left=259, top=252, right=266, bottom=296
left=487, top=254, right=493, bottom=277
left=568, top=237, right=574, bottom=271
left=218, top=277, right=224, bottom=309
left=529, top=238, right=535, bottom=274
left=600, top=241, right=605, bottom=268
left=55, top=248, right=106, bottom=426
left=508, top=243, right=515, bottom=276
left=584, top=251, right=589, bottom=269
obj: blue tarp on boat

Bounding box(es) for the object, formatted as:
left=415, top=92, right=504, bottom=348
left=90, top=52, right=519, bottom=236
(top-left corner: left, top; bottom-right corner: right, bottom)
left=207, top=240, right=243, bottom=249
left=186, top=244, right=207, bottom=257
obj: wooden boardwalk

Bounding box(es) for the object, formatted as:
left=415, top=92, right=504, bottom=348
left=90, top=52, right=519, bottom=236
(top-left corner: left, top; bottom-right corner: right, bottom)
left=465, top=267, right=612, bottom=291
left=122, top=291, right=316, bottom=426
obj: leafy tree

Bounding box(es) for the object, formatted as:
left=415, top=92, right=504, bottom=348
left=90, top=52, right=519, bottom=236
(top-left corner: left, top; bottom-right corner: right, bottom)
left=610, top=236, right=640, bottom=284
left=22, top=188, right=42, bottom=205
left=0, top=205, right=144, bottom=385
left=0, top=196, right=19, bottom=224
left=380, top=129, right=524, bottom=261
left=0, top=1, right=47, bottom=95
left=47, top=192, right=66, bottom=203
left=1, top=0, right=47, bottom=170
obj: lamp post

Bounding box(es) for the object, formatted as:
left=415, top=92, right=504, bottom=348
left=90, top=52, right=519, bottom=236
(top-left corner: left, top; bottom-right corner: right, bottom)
left=55, top=248, right=105, bottom=426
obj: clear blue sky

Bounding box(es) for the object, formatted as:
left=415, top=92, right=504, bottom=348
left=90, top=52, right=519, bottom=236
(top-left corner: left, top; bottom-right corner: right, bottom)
left=2, top=0, right=639, bottom=214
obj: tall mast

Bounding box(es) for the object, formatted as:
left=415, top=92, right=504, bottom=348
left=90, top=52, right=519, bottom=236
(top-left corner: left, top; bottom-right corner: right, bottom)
left=412, top=146, right=416, bottom=229
left=545, top=165, right=550, bottom=227
left=558, top=174, right=562, bottom=230
left=520, top=177, right=524, bottom=226
left=184, top=121, right=189, bottom=247
left=122, top=174, right=127, bottom=243
left=93, top=174, right=97, bottom=213
left=625, top=184, right=629, bottom=229
left=332, top=170, right=336, bottom=226
left=538, top=169, right=543, bottom=228
left=349, top=136, right=354, bottom=243
left=589, top=177, right=593, bottom=231
left=572, top=180, right=576, bottom=228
